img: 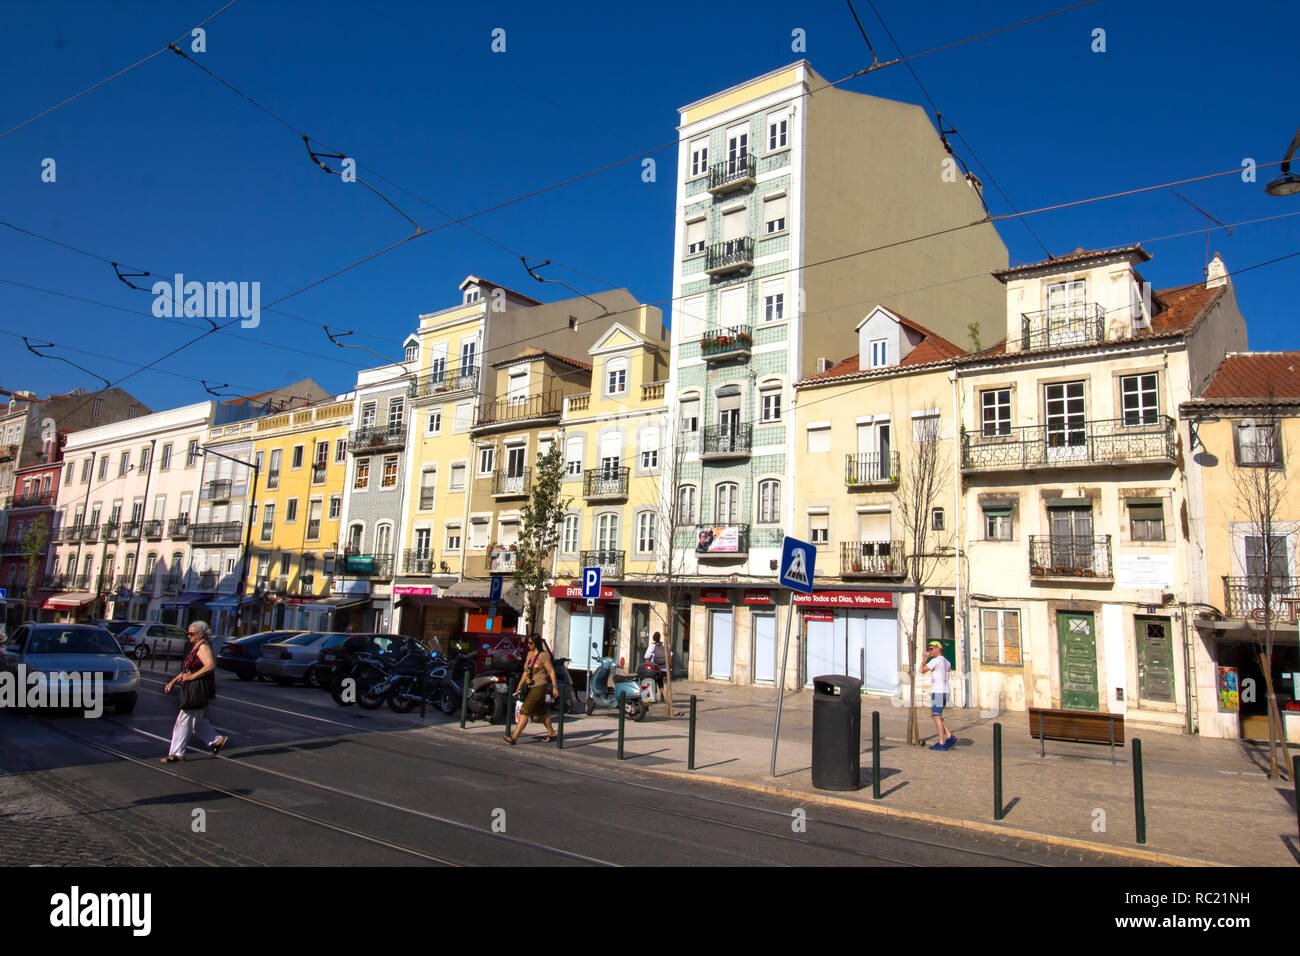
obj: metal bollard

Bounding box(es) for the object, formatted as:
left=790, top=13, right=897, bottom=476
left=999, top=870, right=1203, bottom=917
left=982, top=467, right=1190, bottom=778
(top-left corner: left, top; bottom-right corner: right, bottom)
left=872, top=711, right=881, bottom=800
left=1133, top=738, right=1147, bottom=844
left=617, top=692, right=626, bottom=760
left=688, top=695, right=697, bottom=770
left=993, top=722, right=1004, bottom=821
left=459, top=671, right=470, bottom=729
left=557, top=685, right=566, bottom=749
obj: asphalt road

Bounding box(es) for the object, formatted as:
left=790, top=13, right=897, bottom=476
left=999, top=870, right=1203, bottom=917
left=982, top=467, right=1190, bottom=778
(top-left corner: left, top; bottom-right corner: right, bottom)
left=0, top=666, right=1134, bottom=867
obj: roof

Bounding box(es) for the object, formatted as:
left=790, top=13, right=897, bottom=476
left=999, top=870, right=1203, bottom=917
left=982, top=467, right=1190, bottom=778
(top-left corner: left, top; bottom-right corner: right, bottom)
left=491, top=347, right=592, bottom=372
left=1149, top=282, right=1224, bottom=334
left=1198, top=353, right=1300, bottom=401
left=458, top=274, right=542, bottom=306
left=993, top=244, right=1151, bottom=280
left=799, top=313, right=966, bottom=386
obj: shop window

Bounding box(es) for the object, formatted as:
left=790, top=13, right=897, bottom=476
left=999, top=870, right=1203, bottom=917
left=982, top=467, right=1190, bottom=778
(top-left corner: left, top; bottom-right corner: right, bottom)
left=981, top=609, right=1021, bottom=665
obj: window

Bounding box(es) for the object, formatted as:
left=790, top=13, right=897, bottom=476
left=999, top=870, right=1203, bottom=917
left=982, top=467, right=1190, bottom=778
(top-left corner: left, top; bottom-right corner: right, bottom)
left=680, top=397, right=700, bottom=435
left=478, top=445, right=495, bottom=476
left=637, top=512, right=656, bottom=553
left=1236, top=420, right=1281, bottom=466
left=382, top=455, right=398, bottom=488
left=91, top=398, right=103, bottom=421
left=388, top=399, right=404, bottom=428
left=726, top=124, right=748, bottom=168
left=869, top=339, right=888, bottom=368
left=757, top=480, right=780, bottom=523
left=981, top=609, right=1021, bottom=665
left=685, top=218, right=706, bottom=256
left=291, top=445, right=304, bottom=469
left=678, top=485, right=697, bottom=524
left=760, top=390, right=782, bottom=423
left=314, top=441, right=328, bottom=467
left=160, top=444, right=172, bottom=470
left=762, top=279, right=785, bottom=323
left=1245, top=534, right=1289, bottom=582
left=127, top=404, right=141, bottom=419
left=135, top=448, right=147, bottom=474
left=306, top=500, right=322, bottom=539
left=374, top=524, right=392, bottom=557
left=460, top=338, right=477, bottom=372
left=807, top=425, right=831, bottom=454
left=446, top=525, right=462, bottom=552
left=80, top=458, right=91, bottom=483
left=639, top=428, right=659, bottom=470
left=565, top=435, right=584, bottom=477
left=419, top=469, right=437, bottom=510
left=1129, top=501, right=1165, bottom=541
left=981, top=389, right=1011, bottom=438
left=118, top=451, right=129, bottom=477
left=983, top=505, right=1013, bottom=540
left=689, top=137, right=708, bottom=178
left=767, top=111, right=788, bottom=151
left=280, top=554, right=291, bottom=577
left=464, top=288, right=481, bottom=304
left=361, top=403, right=377, bottom=428
left=267, top=448, right=282, bottom=488
left=426, top=410, right=442, bottom=436
left=469, top=521, right=489, bottom=551
left=261, top=503, right=274, bottom=539
left=1120, top=373, right=1159, bottom=426
left=932, top=507, right=945, bottom=531
left=328, top=495, right=341, bottom=520
left=186, top=440, right=200, bottom=467
left=561, top=515, right=580, bottom=554
left=453, top=402, right=472, bottom=433
left=606, top=360, right=628, bottom=396
left=285, top=499, right=298, bottom=523
left=763, top=194, right=787, bottom=234
left=449, top=463, right=466, bottom=490
left=809, top=513, right=829, bottom=546
left=335, top=438, right=346, bottom=463
left=715, top=482, right=739, bottom=524
left=66, top=462, right=74, bottom=484
left=595, top=513, right=619, bottom=551
left=97, top=456, right=108, bottom=481
left=405, top=342, right=417, bottom=363
left=354, top=459, right=370, bottom=489
left=1044, top=381, right=1086, bottom=449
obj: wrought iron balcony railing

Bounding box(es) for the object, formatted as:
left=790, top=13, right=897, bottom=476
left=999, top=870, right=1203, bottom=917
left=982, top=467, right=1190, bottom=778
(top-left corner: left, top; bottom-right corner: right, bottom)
left=1221, top=576, right=1300, bottom=620
left=845, top=452, right=900, bottom=487
left=136, top=575, right=157, bottom=595
left=10, top=492, right=53, bottom=508
left=474, top=392, right=563, bottom=429
left=339, top=552, right=393, bottom=579
left=961, top=416, right=1176, bottom=472
left=409, top=364, right=479, bottom=401
left=190, top=521, right=243, bottom=545
left=695, top=523, right=750, bottom=557
left=260, top=522, right=274, bottom=541
left=707, top=154, right=756, bottom=194
left=306, top=519, right=321, bottom=540
left=701, top=423, right=753, bottom=460
left=143, top=519, right=164, bottom=538
left=580, top=549, right=625, bottom=578
left=79, top=525, right=99, bottom=543
left=42, top=574, right=67, bottom=590
left=349, top=423, right=406, bottom=453
left=72, top=575, right=93, bottom=591
left=704, top=238, right=755, bottom=277
left=700, top=325, right=753, bottom=362
left=266, top=469, right=280, bottom=489
left=840, top=541, right=905, bottom=578
left=403, top=550, right=436, bottom=575
left=491, top=468, right=531, bottom=498
left=168, top=517, right=191, bottom=538
left=197, top=571, right=218, bottom=591
left=113, top=574, right=134, bottom=591
left=122, top=521, right=142, bottom=541
left=583, top=467, right=629, bottom=500
left=201, top=478, right=233, bottom=501
left=1028, top=535, right=1113, bottom=579
left=101, top=522, right=120, bottom=541
left=1020, top=302, right=1105, bottom=352
left=161, top=576, right=182, bottom=594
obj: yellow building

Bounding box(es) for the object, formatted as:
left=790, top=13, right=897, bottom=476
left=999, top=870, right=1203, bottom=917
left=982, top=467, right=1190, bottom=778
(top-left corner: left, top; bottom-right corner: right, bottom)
left=1182, top=352, right=1300, bottom=743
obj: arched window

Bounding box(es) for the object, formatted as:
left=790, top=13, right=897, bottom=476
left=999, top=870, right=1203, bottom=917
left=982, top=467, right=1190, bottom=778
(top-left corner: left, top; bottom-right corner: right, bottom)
left=375, top=523, right=392, bottom=557
left=347, top=523, right=364, bottom=553
left=757, top=480, right=780, bottom=523
left=715, top=482, right=739, bottom=524
left=677, top=485, right=697, bottom=524
left=562, top=514, right=580, bottom=554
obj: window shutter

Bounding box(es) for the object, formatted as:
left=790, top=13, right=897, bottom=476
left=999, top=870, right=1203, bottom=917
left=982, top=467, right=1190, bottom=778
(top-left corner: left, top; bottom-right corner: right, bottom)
left=686, top=219, right=705, bottom=248
left=722, top=209, right=745, bottom=241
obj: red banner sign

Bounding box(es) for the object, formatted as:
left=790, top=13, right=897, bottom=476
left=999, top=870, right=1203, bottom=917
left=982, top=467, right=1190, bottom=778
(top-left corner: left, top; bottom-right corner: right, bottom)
left=743, top=589, right=771, bottom=604
left=550, top=584, right=618, bottom=600
left=699, top=588, right=730, bottom=603
left=393, top=585, right=434, bottom=595
left=793, top=591, right=894, bottom=609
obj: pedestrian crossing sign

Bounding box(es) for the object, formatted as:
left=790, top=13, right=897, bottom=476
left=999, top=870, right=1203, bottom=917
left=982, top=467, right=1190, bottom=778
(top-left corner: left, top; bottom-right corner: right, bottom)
left=779, top=536, right=815, bottom=594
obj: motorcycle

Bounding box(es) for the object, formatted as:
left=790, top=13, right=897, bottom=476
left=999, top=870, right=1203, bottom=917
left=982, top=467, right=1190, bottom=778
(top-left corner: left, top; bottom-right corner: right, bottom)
left=508, top=656, right=581, bottom=722
left=443, top=652, right=521, bottom=725
left=384, top=648, right=458, bottom=714
left=329, top=637, right=393, bottom=708
left=584, top=656, right=650, bottom=721
left=635, top=661, right=667, bottom=704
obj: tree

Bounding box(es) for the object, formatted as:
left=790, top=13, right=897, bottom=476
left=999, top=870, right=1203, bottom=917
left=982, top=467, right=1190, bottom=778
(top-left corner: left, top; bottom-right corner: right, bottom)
left=21, top=515, right=50, bottom=622
left=642, top=416, right=692, bottom=714
left=513, top=442, right=571, bottom=637
left=1228, top=400, right=1294, bottom=781
left=894, top=405, right=955, bottom=746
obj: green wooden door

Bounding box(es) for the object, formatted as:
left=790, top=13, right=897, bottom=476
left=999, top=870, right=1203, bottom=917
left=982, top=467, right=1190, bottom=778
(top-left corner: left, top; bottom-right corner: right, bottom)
left=1136, top=616, right=1175, bottom=703
left=1057, top=611, right=1099, bottom=711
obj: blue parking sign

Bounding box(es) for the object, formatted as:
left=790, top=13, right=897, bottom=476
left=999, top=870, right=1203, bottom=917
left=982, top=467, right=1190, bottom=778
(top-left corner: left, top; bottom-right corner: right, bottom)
left=582, top=566, right=602, bottom=599
left=489, top=575, right=503, bottom=603
left=779, top=537, right=815, bottom=594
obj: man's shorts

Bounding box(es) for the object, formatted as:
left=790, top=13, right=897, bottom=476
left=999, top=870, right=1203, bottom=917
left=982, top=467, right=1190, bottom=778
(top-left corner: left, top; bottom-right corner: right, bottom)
left=931, top=693, right=947, bottom=715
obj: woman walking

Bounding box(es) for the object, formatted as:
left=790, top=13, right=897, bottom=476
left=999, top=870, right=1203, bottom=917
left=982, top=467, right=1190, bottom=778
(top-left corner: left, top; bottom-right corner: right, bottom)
left=161, top=620, right=228, bottom=762
left=504, top=634, right=558, bottom=745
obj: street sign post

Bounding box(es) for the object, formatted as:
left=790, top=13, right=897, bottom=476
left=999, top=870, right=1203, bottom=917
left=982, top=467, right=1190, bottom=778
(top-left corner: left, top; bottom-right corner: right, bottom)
left=772, top=537, right=816, bottom=776
left=582, top=567, right=602, bottom=689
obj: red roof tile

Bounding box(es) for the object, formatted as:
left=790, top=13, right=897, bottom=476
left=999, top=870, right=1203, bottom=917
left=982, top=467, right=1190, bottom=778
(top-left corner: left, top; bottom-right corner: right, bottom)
left=1149, top=282, right=1223, bottom=334
left=994, top=244, right=1150, bottom=279
left=1201, top=353, right=1300, bottom=400
left=493, top=346, right=592, bottom=372
left=799, top=314, right=966, bottom=384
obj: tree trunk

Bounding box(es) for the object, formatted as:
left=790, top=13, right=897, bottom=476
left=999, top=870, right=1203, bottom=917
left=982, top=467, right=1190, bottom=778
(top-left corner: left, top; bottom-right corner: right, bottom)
left=1259, top=652, right=1293, bottom=780
left=906, top=594, right=921, bottom=745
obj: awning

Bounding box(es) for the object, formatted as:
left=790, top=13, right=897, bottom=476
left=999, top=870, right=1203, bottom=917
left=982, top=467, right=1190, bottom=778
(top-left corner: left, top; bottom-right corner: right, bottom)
left=43, top=591, right=95, bottom=610
left=395, top=594, right=480, bottom=610
left=445, top=579, right=523, bottom=611
left=160, top=592, right=212, bottom=610
left=206, top=595, right=263, bottom=612
left=302, top=596, right=368, bottom=612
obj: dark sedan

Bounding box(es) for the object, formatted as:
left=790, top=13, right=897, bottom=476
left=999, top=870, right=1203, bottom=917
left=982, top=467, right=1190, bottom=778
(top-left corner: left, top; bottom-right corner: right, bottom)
left=217, top=630, right=305, bottom=681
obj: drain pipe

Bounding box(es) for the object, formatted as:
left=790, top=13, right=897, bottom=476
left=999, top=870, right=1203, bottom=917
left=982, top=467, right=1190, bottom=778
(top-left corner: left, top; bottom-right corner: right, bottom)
left=950, top=369, right=972, bottom=708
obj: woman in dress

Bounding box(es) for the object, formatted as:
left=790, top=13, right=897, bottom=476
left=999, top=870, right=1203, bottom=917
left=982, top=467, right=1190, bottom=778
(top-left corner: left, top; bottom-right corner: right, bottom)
left=504, top=634, right=558, bottom=745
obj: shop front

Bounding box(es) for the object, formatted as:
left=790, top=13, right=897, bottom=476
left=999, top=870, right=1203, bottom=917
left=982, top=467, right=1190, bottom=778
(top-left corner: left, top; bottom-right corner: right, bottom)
left=550, top=583, right=620, bottom=673
left=159, top=593, right=211, bottom=628
left=1201, top=623, right=1300, bottom=744
left=394, top=588, right=478, bottom=650
left=205, top=594, right=263, bottom=637
left=794, top=590, right=900, bottom=695
left=43, top=591, right=96, bottom=623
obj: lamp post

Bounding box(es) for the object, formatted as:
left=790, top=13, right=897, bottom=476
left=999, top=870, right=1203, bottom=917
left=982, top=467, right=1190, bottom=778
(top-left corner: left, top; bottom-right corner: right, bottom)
left=200, top=445, right=260, bottom=636
left=1265, top=124, right=1300, bottom=197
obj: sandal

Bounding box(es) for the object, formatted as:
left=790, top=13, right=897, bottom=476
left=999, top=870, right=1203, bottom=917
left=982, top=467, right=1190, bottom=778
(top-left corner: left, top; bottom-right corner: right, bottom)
left=503, top=734, right=517, bottom=745
left=211, top=736, right=229, bottom=756
left=543, top=734, right=557, bottom=742
left=161, top=755, right=183, bottom=763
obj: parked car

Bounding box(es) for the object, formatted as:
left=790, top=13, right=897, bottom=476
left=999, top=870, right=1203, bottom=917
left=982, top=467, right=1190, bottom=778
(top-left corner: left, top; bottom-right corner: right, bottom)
left=217, top=630, right=305, bottom=681
left=0, top=623, right=139, bottom=714
left=116, top=622, right=188, bottom=661
left=256, top=632, right=351, bottom=686
left=93, top=619, right=147, bottom=638
left=309, top=633, right=400, bottom=689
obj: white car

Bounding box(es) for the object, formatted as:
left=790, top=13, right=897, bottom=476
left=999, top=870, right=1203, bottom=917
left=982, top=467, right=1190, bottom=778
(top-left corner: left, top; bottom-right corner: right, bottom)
left=117, top=622, right=189, bottom=661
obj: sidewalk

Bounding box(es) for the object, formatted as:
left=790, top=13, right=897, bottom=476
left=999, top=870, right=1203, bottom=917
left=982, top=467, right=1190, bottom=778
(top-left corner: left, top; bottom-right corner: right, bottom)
left=430, top=682, right=1300, bottom=866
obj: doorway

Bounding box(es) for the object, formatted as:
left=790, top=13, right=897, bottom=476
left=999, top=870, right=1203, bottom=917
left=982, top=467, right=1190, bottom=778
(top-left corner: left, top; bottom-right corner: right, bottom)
left=709, top=609, right=733, bottom=680
left=1135, top=616, right=1174, bottom=704
left=753, top=611, right=776, bottom=683
left=1056, top=610, right=1099, bottom=711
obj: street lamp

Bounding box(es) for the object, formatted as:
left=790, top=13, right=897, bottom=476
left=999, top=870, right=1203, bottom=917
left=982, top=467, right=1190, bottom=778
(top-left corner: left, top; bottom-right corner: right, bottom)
left=1265, top=124, right=1300, bottom=197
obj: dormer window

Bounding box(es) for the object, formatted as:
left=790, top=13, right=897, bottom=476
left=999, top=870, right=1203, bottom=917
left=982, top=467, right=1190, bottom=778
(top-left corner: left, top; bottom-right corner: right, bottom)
left=404, top=342, right=417, bottom=363
left=870, top=339, right=888, bottom=368
left=464, top=287, right=481, bottom=304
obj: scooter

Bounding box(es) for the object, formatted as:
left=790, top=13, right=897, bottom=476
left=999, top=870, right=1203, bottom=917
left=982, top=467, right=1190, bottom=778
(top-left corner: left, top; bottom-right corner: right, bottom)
left=584, top=656, right=650, bottom=721
left=444, top=653, right=521, bottom=724
left=636, top=661, right=667, bottom=704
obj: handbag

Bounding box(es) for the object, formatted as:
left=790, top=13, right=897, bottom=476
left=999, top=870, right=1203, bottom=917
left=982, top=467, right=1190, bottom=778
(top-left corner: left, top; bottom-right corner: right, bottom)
left=178, top=674, right=211, bottom=712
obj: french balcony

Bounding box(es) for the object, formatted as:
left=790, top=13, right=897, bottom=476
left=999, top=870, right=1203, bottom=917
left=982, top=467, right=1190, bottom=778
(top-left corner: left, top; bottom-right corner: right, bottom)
left=350, top=423, right=406, bottom=454
left=1020, top=303, right=1105, bottom=352
left=845, top=452, right=900, bottom=489
left=306, top=519, right=321, bottom=541
left=311, top=464, right=328, bottom=484
left=580, top=549, right=625, bottom=579
left=190, top=521, right=243, bottom=546
left=707, top=154, right=756, bottom=195
left=266, top=469, right=281, bottom=489
left=260, top=523, right=274, bottom=542
left=339, top=551, right=394, bottom=579
left=474, top=392, right=563, bottom=430
left=100, top=522, right=120, bottom=541
left=201, top=478, right=233, bottom=501
left=113, top=575, right=134, bottom=592
left=695, top=523, right=749, bottom=559
left=960, top=417, right=1176, bottom=473
left=1221, top=576, right=1300, bottom=621
left=409, top=364, right=479, bottom=401
left=122, top=521, right=143, bottom=542
left=79, top=525, right=99, bottom=543
left=1028, top=535, right=1113, bottom=582
left=704, top=238, right=755, bottom=278
left=492, top=468, right=532, bottom=499
left=197, top=571, right=218, bottom=591
left=403, top=550, right=436, bottom=575
left=168, top=517, right=191, bottom=538
left=143, top=519, right=164, bottom=539
left=59, top=526, right=81, bottom=542
left=136, top=575, right=157, bottom=596
left=840, top=541, right=905, bottom=578
left=700, top=423, right=752, bottom=461
left=583, top=467, right=629, bottom=501
left=700, top=325, right=753, bottom=363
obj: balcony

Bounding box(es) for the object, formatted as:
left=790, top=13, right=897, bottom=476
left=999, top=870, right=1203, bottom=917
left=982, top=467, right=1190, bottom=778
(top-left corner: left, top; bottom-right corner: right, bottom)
left=486, top=548, right=518, bottom=574
left=1221, top=576, right=1300, bottom=621
left=312, top=464, right=327, bottom=484
left=700, top=325, right=753, bottom=363
left=1028, top=535, right=1113, bottom=582
left=580, top=549, right=625, bottom=579
left=409, top=364, right=479, bottom=401
left=845, top=453, right=900, bottom=488
left=263, top=577, right=287, bottom=596
left=306, top=519, right=321, bottom=541
left=298, top=575, right=315, bottom=596
left=190, top=521, right=243, bottom=546
left=492, top=468, right=532, bottom=499
left=79, top=525, right=99, bottom=543
left=136, top=575, right=157, bottom=596
left=707, top=154, right=756, bottom=195
left=1020, top=303, right=1105, bottom=352
left=197, top=571, right=218, bottom=591
left=961, top=417, right=1176, bottom=473
left=350, top=423, right=406, bottom=454
left=704, top=238, right=755, bottom=278
left=339, top=551, right=393, bottom=579
left=567, top=394, right=590, bottom=413
left=700, top=423, right=753, bottom=461
left=122, top=521, right=143, bottom=542
left=642, top=382, right=665, bottom=401
left=100, top=522, right=120, bottom=541
left=695, top=524, right=750, bottom=559
left=201, top=478, right=233, bottom=501
left=260, top=522, right=274, bottom=542
left=143, top=519, right=164, bottom=539
left=266, top=469, right=281, bottom=489
left=474, top=392, right=563, bottom=430
left=59, top=526, right=81, bottom=543
left=840, top=541, right=905, bottom=578
left=11, top=492, right=53, bottom=509
left=113, top=574, right=134, bottom=592
left=168, top=517, right=191, bottom=538
left=583, top=467, right=629, bottom=501
left=161, top=576, right=182, bottom=595
left=72, top=575, right=93, bottom=591
left=403, top=550, right=436, bottom=575
left=42, top=574, right=67, bottom=591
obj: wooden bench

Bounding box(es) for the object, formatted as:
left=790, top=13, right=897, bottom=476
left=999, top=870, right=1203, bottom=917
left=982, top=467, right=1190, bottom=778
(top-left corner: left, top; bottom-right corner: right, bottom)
left=1028, top=707, right=1125, bottom=763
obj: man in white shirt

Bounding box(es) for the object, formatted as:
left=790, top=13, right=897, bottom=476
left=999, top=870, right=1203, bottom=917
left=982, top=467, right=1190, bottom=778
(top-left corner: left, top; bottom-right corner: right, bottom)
left=643, top=632, right=666, bottom=668
left=923, top=641, right=956, bottom=750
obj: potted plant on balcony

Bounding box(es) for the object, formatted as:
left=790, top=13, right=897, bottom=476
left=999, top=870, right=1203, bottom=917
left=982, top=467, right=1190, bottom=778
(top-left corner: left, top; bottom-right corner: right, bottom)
left=852, top=561, right=863, bottom=572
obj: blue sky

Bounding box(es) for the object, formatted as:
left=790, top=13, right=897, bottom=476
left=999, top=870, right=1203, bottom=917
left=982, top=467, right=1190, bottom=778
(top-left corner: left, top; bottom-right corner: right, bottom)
left=2, top=0, right=1297, bottom=410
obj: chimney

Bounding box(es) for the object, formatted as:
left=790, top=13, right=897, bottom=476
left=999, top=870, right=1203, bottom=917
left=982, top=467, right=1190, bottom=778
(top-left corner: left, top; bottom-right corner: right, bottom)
left=1206, top=252, right=1229, bottom=289
left=816, top=357, right=833, bottom=374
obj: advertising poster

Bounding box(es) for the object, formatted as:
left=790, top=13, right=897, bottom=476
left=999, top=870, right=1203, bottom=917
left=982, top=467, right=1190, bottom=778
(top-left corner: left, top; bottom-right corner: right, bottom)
left=1217, top=666, right=1239, bottom=713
